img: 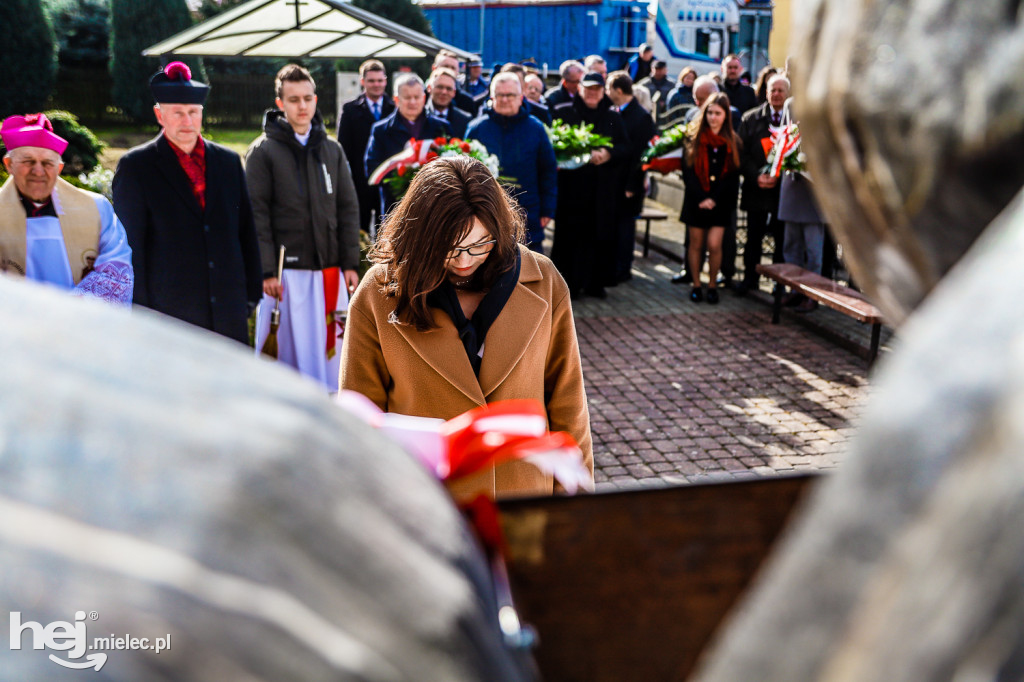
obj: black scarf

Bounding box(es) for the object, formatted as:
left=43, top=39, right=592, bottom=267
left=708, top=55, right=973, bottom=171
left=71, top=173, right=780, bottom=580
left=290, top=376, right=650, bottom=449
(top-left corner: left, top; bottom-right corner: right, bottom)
left=427, top=250, right=521, bottom=376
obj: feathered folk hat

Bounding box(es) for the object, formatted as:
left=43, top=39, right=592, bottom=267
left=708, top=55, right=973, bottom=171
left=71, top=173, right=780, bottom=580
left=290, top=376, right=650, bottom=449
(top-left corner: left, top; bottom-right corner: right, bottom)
left=0, top=114, right=68, bottom=155
left=150, top=61, right=209, bottom=105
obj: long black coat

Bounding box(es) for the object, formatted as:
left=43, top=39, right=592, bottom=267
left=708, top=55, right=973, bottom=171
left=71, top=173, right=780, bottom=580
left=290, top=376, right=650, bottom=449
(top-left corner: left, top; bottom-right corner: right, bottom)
left=112, top=135, right=263, bottom=344
left=551, top=95, right=630, bottom=293
left=737, top=103, right=782, bottom=213
left=337, top=94, right=395, bottom=231
left=618, top=99, right=658, bottom=216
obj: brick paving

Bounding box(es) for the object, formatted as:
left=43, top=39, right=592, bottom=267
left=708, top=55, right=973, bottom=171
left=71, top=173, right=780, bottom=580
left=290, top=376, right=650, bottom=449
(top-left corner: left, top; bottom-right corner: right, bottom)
left=563, top=204, right=882, bottom=491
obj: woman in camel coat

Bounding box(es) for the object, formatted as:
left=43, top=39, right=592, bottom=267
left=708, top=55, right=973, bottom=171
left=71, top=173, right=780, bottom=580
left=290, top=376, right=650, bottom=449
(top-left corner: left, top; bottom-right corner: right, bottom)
left=340, top=156, right=593, bottom=500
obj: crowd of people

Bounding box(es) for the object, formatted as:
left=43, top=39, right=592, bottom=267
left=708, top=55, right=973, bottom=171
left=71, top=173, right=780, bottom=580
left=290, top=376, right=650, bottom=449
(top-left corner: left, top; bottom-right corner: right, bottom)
left=0, top=47, right=827, bottom=499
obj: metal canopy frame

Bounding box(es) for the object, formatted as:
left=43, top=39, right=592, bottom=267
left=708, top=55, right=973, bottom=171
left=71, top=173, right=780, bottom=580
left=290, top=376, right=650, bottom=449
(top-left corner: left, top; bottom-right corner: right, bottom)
left=143, top=0, right=474, bottom=60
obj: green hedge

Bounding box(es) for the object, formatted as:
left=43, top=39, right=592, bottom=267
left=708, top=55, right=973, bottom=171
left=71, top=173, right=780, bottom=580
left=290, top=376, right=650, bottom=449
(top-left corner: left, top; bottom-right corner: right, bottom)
left=0, top=0, right=58, bottom=117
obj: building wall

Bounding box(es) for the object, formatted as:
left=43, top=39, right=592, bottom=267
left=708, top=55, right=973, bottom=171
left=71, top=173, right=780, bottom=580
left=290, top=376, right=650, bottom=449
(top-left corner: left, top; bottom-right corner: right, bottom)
left=769, top=0, right=791, bottom=69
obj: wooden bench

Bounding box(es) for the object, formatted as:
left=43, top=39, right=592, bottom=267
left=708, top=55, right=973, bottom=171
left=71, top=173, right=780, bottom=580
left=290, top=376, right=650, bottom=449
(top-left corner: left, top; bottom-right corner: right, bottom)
left=637, top=207, right=669, bottom=257
left=756, top=263, right=886, bottom=363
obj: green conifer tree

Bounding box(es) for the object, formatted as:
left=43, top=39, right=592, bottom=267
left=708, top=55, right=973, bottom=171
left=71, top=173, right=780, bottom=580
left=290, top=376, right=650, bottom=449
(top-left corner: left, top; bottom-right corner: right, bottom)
left=109, top=0, right=201, bottom=122
left=45, top=0, right=111, bottom=68
left=352, top=0, right=434, bottom=38
left=0, top=0, right=59, bottom=118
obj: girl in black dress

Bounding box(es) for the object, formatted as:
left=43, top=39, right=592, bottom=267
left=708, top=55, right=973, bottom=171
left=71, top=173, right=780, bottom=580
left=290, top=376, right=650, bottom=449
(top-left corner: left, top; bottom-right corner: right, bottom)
left=680, top=92, right=741, bottom=304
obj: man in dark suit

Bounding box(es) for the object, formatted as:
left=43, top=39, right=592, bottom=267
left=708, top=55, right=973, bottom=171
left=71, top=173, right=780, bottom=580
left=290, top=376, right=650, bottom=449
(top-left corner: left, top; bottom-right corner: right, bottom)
left=545, top=60, right=585, bottom=110
left=499, top=63, right=552, bottom=126
left=364, top=73, right=450, bottom=219
left=337, top=59, right=394, bottom=233
left=721, top=54, right=758, bottom=115
left=112, top=63, right=262, bottom=345
left=426, top=68, right=472, bottom=139
left=606, top=70, right=657, bottom=283
left=736, top=74, right=791, bottom=294
left=433, top=50, right=480, bottom=116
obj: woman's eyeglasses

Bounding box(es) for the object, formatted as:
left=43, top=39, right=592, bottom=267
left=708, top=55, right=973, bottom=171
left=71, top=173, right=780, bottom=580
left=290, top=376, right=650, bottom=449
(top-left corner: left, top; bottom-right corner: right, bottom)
left=447, top=239, right=496, bottom=259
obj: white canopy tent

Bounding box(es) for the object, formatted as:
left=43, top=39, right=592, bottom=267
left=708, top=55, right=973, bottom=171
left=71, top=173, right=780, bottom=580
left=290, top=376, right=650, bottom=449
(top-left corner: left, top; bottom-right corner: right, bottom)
left=144, top=0, right=474, bottom=60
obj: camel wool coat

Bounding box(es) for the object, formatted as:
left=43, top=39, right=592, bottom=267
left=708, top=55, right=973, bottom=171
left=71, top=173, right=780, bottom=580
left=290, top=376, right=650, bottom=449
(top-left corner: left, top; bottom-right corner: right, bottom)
left=340, top=245, right=594, bottom=500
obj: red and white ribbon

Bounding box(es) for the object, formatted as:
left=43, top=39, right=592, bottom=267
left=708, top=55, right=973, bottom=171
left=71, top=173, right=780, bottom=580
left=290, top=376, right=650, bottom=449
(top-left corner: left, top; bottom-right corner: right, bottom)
left=367, top=138, right=438, bottom=185
left=336, top=391, right=593, bottom=494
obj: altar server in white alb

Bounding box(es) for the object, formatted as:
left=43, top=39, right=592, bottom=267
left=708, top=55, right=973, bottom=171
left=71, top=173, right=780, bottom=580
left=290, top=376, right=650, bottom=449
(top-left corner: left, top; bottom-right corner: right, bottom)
left=0, top=114, right=132, bottom=305
left=246, top=64, right=361, bottom=392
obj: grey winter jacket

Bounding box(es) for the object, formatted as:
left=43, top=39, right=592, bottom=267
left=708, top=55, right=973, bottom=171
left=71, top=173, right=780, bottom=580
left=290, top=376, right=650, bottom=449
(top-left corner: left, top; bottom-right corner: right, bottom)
left=245, top=110, right=360, bottom=277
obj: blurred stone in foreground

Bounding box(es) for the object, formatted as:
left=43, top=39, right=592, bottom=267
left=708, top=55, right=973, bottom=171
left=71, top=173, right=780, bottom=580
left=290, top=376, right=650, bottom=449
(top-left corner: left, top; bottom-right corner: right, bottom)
left=0, top=278, right=524, bottom=681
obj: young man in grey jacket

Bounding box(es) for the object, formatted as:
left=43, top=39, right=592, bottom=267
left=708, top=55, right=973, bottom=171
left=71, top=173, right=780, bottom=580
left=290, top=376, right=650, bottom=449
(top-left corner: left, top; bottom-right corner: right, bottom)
left=245, top=64, right=360, bottom=393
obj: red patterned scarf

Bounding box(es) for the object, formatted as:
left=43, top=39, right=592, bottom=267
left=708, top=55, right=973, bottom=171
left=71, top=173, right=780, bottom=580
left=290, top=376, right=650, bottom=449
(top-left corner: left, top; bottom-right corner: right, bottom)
left=693, top=129, right=736, bottom=192
left=166, top=134, right=207, bottom=210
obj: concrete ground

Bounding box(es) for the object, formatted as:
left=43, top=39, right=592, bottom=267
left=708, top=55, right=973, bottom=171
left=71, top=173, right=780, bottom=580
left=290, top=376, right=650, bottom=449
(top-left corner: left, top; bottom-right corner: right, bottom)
left=563, top=201, right=893, bottom=491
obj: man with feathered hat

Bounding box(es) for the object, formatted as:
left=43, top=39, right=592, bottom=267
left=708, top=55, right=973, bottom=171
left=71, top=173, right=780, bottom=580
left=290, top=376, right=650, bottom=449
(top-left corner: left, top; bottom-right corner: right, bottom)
left=112, top=62, right=262, bottom=345
left=0, top=113, right=133, bottom=305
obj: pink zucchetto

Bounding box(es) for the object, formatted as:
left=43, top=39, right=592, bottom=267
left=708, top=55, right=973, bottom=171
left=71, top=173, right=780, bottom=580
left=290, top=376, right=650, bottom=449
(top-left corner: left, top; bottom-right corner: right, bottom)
left=0, top=113, right=68, bottom=156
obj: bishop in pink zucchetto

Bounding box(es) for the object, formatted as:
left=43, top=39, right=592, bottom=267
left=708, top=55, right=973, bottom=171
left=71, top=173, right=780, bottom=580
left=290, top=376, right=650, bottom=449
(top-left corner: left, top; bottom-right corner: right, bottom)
left=0, top=113, right=69, bottom=156
left=0, top=113, right=133, bottom=305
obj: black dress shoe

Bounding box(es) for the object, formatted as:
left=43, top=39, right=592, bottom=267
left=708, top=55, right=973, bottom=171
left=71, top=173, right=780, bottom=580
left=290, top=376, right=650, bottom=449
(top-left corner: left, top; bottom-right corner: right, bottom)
left=671, top=271, right=691, bottom=285
left=585, top=287, right=608, bottom=299
left=689, top=286, right=703, bottom=303
left=735, top=280, right=756, bottom=297
left=706, top=288, right=720, bottom=304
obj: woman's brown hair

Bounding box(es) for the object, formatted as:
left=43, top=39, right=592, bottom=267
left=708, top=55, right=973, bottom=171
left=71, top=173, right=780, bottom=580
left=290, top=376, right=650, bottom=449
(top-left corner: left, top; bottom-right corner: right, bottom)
left=685, top=92, right=741, bottom=168
left=369, top=156, right=526, bottom=330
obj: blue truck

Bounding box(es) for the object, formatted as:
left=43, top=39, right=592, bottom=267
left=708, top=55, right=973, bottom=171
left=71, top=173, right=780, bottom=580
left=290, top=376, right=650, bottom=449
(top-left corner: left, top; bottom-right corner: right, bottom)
left=420, top=0, right=649, bottom=74
left=420, top=0, right=773, bottom=78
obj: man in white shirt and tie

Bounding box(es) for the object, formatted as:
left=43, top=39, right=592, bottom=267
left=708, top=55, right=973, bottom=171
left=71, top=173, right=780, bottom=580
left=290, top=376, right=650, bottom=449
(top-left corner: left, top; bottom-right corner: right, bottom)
left=426, top=68, right=472, bottom=139
left=337, top=59, right=395, bottom=233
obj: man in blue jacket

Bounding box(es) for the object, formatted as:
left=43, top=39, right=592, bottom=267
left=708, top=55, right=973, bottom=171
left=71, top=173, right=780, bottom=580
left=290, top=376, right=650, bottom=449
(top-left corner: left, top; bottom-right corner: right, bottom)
left=466, top=73, right=557, bottom=253
left=627, top=44, right=655, bottom=82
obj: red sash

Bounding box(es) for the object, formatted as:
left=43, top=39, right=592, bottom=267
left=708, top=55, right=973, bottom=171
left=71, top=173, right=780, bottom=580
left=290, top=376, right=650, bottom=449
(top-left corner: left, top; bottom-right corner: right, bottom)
left=323, top=267, right=341, bottom=358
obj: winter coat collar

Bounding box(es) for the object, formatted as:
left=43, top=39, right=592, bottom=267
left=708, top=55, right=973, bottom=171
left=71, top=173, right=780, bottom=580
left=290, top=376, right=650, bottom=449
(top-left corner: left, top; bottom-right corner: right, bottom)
left=262, top=108, right=327, bottom=149
left=572, top=93, right=615, bottom=119
left=480, top=104, right=530, bottom=128
left=389, top=245, right=546, bottom=403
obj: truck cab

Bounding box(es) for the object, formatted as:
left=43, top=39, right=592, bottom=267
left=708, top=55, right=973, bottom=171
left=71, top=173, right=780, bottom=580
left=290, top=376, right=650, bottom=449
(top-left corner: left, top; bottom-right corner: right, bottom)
left=652, top=0, right=772, bottom=78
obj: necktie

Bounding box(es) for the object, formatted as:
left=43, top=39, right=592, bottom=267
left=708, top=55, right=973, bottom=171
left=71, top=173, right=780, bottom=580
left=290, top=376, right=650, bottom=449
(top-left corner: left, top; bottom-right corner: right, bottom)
left=771, top=112, right=781, bottom=126
left=372, top=102, right=380, bottom=120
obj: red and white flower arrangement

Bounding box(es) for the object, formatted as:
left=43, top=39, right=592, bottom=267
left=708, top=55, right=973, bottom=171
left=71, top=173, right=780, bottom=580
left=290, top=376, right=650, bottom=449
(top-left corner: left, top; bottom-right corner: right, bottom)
left=763, top=122, right=806, bottom=178
left=640, top=121, right=695, bottom=174
left=368, top=137, right=501, bottom=198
